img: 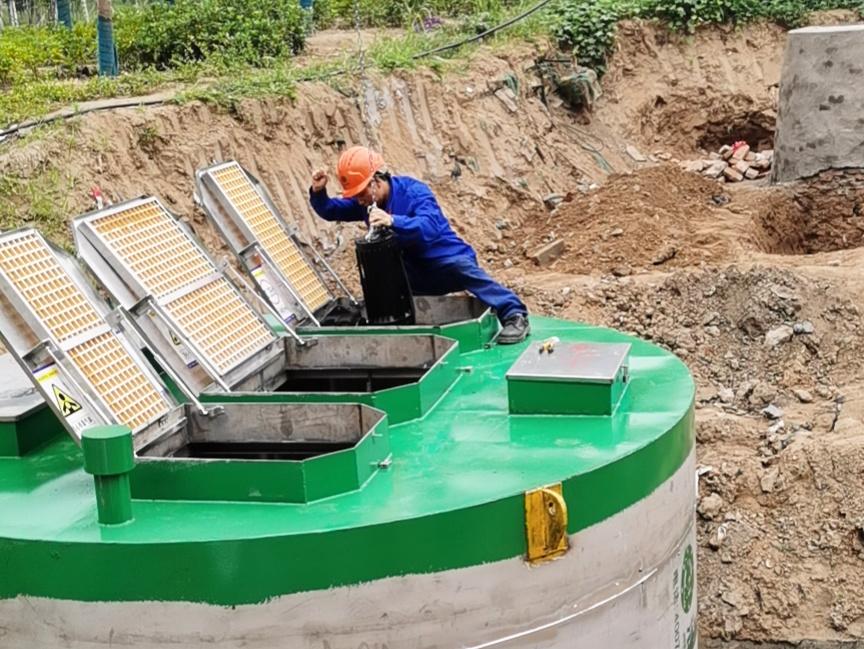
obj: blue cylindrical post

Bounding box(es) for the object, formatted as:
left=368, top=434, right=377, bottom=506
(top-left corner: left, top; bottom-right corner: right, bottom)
left=97, top=0, right=119, bottom=77
left=57, top=0, right=73, bottom=28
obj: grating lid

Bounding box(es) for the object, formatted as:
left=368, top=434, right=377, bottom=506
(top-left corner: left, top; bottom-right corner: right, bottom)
left=506, top=342, right=631, bottom=384
left=74, top=197, right=277, bottom=379
left=197, top=161, right=331, bottom=321
left=0, top=229, right=173, bottom=434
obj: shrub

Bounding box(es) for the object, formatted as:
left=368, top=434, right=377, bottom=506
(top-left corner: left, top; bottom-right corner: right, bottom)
left=115, top=0, right=307, bottom=70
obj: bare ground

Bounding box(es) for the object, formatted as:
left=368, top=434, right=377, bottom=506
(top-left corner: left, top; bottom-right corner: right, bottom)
left=3, top=14, right=864, bottom=645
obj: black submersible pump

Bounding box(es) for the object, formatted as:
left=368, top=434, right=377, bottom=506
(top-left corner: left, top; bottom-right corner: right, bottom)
left=355, top=224, right=416, bottom=326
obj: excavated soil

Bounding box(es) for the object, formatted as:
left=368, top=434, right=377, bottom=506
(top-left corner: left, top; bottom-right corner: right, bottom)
left=3, top=14, right=864, bottom=647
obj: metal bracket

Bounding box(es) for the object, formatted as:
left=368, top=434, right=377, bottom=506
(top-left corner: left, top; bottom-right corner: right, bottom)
left=524, top=483, right=569, bottom=564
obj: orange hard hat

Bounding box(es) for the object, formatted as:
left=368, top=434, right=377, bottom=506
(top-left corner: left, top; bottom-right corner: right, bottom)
left=337, top=146, right=385, bottom=198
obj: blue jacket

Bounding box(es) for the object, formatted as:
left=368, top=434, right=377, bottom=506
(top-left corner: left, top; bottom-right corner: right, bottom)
left=309, top=175, right=475, bottom=265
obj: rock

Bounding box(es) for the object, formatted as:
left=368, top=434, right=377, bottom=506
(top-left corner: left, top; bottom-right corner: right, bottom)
left=703, top=160, right=728, bottom=179
left=733, top=159, right=751, bottom=174
left=762, top=404, right=784, bottom=420
left=719, top=144, right=733, bottom=159
left=625, top=145, right=647, bottom=162
left=760, top=466, right=781, bottom=493
left=651, top=245, right=677, bottom=265
left=494, top=87, right=518, bottom=113
left=731, top=143, right=751, bottom=160
left=793, top=388, right=814, bottom=403
left=698, top=492, right=724, bottom=520
left=503, top=259, right=513, bottom=269
left=723, top=167, right=744, bottom=183
left=543, top=193, right=565, bottom=210
left=528, top=239, right=565, bottom=266
left=702, top=311, right=721, bottom=326
left=816, top=385, right=833, bottom=399
left=765, top=325, right=794, bottom=347
left=709, top=524, right=728, bottom=550
left=610, top=228, right=624, bottom=237
left=793, top=321, right=815, bottom=334
left=767, top=419, right=785, bottom=435
left=719, top=387, right=735, bottom=403
left=682, top=160, right=706, bottom=173
left=745, top=167, right=760, bottom=180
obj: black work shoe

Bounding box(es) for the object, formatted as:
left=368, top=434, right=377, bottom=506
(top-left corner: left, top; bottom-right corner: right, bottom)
left=498, top=314, right=531, bottom=345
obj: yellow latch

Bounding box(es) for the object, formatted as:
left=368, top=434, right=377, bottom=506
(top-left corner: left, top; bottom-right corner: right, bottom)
left=524, top=483, right=569, bottom=564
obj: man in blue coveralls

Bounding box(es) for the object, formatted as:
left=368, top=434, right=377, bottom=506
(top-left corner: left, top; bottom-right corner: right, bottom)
left=309, top=146, right=530, bottom=344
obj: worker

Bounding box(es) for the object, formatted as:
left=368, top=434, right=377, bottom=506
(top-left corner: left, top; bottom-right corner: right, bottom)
left=309, top=146, right=530, bottom=344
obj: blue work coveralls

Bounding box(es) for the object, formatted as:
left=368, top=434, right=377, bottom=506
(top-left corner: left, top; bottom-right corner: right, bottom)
left=310, top=175, right=527, bottom=322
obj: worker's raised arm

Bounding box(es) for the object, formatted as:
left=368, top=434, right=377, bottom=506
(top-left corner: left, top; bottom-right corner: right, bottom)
left=389, top=187, right=443, bottom=245
left=309, top=170, right=367, bottom=222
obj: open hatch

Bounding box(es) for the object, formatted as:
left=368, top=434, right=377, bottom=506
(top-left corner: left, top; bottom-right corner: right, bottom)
left=194, top=161, right=497, bottom=350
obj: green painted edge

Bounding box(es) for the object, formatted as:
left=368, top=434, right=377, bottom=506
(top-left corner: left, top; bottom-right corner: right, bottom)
left=197, top=345, right=458, bottom=426
left=0, top=402, right=693, bottom=605
left=300, top=308, right=498, bottom=354
left=130, top=417, right=390, bottom=503
left=0, top=407, right=63, bottom=457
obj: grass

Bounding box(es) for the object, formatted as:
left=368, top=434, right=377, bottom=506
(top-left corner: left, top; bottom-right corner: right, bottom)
left=1, top=0, right=550, bottom=128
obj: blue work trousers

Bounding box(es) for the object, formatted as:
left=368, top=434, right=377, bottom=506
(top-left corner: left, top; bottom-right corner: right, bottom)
left=405, top=255, right=526, bottom=323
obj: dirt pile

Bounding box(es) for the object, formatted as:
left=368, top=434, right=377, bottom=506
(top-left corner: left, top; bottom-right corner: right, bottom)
left=562, top=264, right=864, bottom=643
left=594, top=266, right=864, bottom=401
left=516, top=165, right=740, bottom=274
left=750, top=170, right=864, bottom=255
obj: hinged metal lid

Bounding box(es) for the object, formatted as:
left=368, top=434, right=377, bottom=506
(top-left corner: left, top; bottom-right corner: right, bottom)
left=506, top=342, right=631, bottom=384
left=196, top=161, right=334, bottom=327
left=0, top=228, right=182, bottom=448
left=73, top=196, right=283, bottom=391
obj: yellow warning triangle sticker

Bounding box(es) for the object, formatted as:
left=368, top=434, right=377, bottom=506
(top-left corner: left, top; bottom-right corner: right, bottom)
left=52, top=385, right=82, bottom=418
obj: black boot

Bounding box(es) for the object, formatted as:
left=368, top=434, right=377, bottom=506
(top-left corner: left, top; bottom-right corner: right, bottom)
left=498, top=314, right=531, bottom=344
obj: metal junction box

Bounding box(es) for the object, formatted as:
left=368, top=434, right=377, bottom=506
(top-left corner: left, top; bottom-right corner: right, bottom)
left=506, top=342, right=630, bottom=416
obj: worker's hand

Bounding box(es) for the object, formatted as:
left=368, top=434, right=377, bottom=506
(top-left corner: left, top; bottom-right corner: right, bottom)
left=311, top=170, right=328, bottom=192
left=368, top=207, right=393, bottom=228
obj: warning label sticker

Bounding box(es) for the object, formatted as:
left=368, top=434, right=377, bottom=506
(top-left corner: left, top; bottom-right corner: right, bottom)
left=33, top=364, right=97, bottom=435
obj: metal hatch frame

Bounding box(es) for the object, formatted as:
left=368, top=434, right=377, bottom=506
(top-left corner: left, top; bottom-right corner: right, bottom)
left=194, top=160, right=357, bottom=330
left=0, top=228, right=191, bottom=452
left=72, top=196, right=299, bottom=394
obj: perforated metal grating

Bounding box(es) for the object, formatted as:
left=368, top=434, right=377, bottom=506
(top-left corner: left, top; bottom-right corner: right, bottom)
left=0, top=230, right=171, bottom=430
left=67, top=332, right=171, bottom=431
left=0, top=232, right=103, bottom=342
left=210, top=164, right=330, bottom=312
left=86, top=198, right=275, bottom=375
left=87, top=199, right=214, bottom=299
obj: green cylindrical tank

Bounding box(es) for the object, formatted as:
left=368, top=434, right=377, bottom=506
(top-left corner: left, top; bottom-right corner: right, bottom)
left=0, top=317, right=696, bottom=648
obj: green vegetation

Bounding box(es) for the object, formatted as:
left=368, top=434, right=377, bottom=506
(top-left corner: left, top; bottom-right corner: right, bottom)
left=1, top=0, right=862, bottom=128
left=553, top=0, right=864, bottom=72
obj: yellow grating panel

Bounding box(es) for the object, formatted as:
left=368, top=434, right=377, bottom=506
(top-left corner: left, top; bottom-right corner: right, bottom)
left=211, top=164, right=330, bottom=312
left=89, top=200, right=214, bottom=299
left=0, top=232, right=103, bottom=342
left=68, top=331, right=171, bottom=431
left=163, top=278, right=274, bottom=374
